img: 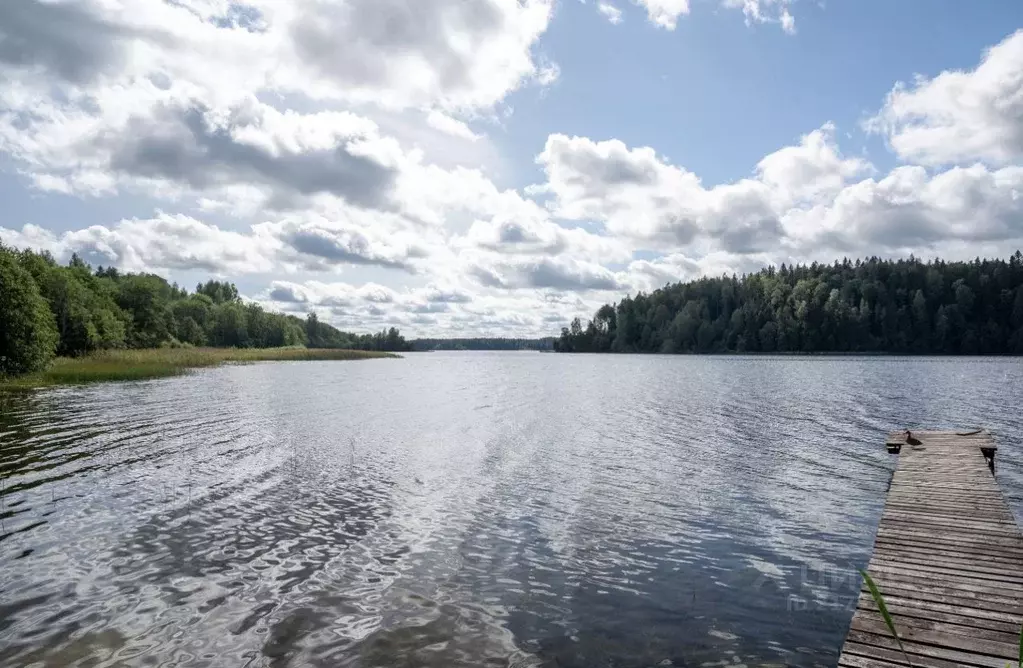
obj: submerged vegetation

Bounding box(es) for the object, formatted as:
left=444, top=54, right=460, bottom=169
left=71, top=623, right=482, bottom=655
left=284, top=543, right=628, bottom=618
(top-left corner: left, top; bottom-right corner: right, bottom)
left=556, top=253, right=1023, bottom=354
left=0, top=347, right=398, bottom=389
left=0, top=243, right=409, bottom=383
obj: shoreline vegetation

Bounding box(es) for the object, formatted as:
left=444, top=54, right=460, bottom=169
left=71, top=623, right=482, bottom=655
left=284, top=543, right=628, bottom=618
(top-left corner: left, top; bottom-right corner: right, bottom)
left=556, top=252, right=1023, bottom=355
left=411, top=337, right=555, bottom=351
left=0, top=347, right=399, bottom=389
left=1, top=242, right=412, bottom=388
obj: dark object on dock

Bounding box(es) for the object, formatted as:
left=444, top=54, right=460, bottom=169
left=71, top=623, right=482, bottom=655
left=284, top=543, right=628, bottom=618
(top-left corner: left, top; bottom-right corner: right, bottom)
left=838, top=429, right=1022, bottom=668
left=884, top=429, right=923, bottom=454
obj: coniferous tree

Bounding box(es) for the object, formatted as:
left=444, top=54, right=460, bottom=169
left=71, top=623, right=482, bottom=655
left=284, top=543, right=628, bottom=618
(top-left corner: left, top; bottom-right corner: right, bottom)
left=556, top=253, right=1023, bottom=356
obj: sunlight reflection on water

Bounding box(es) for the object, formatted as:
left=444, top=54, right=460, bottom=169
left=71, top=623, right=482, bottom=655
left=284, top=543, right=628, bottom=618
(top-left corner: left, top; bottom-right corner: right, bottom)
left=1, top=354, right=1022, bottom=667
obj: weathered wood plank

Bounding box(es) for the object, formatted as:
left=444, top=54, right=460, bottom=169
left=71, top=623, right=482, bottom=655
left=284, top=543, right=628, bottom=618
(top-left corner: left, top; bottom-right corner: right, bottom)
left=850, top=616, right=1020, bottom=659
left=858, top=591, right=1023, bottom=625
left=881, top=503, right=1016, bottom=521
left=878, top=519, right=1023, bottom=540
left=872, top=544, right=1023, bottom=570
left=879, top=513, right=1020, bottom=533
left=858, top=581, right=1023, bottom=614
left=869, top=556, right=1023, bottom=584
left=844, top=629, right=1017, bottom=668
left=838, top=429, right=1023, bottom=668
left=858, top=595, right=1023, bottom=635
left=873, top=537, right=1023, bottom=561
left=839, top=641, right=966, bottom=668
left=876, top=527, right=1023, bottom=548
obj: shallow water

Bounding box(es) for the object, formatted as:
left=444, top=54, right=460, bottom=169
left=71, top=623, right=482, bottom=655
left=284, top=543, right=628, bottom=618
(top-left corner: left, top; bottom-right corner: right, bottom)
left=2, top=353, right=1022, bottom=667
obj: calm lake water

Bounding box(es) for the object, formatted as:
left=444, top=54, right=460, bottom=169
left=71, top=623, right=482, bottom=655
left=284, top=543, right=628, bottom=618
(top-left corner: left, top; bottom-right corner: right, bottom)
left=2, top=354, right=1023, bottom=667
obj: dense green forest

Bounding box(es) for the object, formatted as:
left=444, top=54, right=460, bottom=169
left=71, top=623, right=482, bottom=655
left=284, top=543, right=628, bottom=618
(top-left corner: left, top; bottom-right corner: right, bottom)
left=0, top=244, right=410, bottom=377
left=412, top=337, right=555, bottom=351
left=555, top=253, right=1023, bottom=355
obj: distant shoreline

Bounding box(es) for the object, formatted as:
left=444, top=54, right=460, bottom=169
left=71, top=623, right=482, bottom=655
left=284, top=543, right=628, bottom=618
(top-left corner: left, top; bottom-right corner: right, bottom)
left=552, top=350, right=1023, bottom=357
left=0, top=347, right=399, bottom=390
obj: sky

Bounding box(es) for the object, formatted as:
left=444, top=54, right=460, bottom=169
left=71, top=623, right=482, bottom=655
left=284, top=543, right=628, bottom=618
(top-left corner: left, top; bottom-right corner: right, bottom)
left=1, top=1, right=1023, bottom=338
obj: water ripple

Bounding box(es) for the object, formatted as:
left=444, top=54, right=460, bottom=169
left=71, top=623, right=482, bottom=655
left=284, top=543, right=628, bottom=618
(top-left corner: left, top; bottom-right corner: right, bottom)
left=1, top=355, right=1022, bottom=667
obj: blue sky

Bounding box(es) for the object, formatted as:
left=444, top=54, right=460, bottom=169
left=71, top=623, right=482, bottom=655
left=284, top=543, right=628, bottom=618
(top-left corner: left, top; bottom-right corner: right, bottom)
left=1, top=1, right=1023, bottom=336
left=504, top=0, right=1023, bottom=184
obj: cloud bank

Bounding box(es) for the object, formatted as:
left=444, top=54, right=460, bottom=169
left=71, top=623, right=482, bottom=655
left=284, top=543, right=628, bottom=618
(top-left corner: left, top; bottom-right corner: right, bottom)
left=2, top=5, right=1022, bottom=335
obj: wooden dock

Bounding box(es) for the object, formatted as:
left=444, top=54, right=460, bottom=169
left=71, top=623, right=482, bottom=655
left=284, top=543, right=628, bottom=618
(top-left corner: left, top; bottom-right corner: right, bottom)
left=838, top=430, right=1023, bottom=668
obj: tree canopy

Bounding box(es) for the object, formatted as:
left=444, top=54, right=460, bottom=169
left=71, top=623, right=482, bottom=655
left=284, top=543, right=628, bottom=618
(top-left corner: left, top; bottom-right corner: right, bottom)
left=0, top=244, right=59, bottom=375
left=0, top=245, right=411, bottom=377
left=411, top=338, right=555, bottom=351
left=556, top=252, right=1023, bottom=355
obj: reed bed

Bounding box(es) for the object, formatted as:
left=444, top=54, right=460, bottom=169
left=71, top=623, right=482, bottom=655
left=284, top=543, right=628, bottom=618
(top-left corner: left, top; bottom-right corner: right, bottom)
left=1, top=347, right=399, bottom=389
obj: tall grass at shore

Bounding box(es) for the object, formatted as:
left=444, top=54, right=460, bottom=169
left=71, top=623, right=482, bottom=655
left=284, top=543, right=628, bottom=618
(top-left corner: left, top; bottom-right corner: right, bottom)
left=0, top=347, right=399, bottom=389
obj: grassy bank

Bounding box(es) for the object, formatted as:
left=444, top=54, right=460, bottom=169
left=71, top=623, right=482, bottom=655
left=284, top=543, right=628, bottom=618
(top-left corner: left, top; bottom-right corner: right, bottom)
left=0, top=347, right=399, bottom=389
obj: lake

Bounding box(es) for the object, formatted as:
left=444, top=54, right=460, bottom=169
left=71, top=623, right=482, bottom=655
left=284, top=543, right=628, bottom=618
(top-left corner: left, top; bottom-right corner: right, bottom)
left=2, top=354, right=1022, bottom=667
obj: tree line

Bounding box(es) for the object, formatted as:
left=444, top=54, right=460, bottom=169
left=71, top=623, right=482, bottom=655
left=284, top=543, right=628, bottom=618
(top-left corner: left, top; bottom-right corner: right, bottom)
left=411, top=337, right=555, bottom=351
left=555, top=252, right=1023, bottom=355
left=0, top=244, right=410, bottom=377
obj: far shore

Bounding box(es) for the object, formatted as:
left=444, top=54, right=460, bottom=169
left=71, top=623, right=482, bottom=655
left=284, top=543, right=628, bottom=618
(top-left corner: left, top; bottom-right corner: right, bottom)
left=0, top=347, right=400, bottom=390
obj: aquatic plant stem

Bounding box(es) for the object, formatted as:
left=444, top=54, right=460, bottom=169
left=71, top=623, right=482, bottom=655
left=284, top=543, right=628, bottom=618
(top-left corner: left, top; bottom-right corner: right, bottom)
left=860, top=569, right=911, bottom=666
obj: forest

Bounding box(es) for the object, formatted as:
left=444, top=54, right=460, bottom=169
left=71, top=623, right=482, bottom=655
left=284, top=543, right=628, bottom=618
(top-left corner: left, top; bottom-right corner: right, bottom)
left=411, top=337, right=555, bottom=351
left=0, top=244, right=410, bottom=377
left=555, top=253, right=1023, bottom=355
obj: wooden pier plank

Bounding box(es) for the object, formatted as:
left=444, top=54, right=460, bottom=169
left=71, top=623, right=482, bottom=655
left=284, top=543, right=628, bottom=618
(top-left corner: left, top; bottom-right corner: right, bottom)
left=837, top=430, right=1023, bottom=668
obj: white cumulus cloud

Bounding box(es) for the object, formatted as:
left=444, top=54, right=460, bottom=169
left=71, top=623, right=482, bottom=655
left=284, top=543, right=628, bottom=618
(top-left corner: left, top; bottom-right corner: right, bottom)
left=425, top=111, right=482, bottom=141
left=534, top=126, right=869, bottom=254
left=723, top=0, right=795, bottom=32
left=598, top=2, right=624, bottom=24
left=633, top=0, right=796, bottom=31
left=633, top=0, right=690, bottom=29
left=3, top=4, right=1023, bottom=338
left=868, top=30, right=1023, bottom=166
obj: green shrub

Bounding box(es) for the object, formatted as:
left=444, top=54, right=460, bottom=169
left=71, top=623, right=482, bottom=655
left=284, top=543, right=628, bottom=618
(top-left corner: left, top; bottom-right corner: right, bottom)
left=0, top=246, right=59, bottom=376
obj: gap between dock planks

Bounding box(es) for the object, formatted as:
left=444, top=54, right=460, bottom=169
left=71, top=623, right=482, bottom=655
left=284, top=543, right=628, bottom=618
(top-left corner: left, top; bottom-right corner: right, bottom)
left=839, top=429, right=1023, bottom=668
